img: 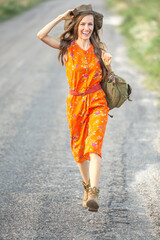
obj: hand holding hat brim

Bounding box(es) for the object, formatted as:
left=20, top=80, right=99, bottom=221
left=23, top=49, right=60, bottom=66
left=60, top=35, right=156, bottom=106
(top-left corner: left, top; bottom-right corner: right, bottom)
left=61, top=9, right=74, bottom=20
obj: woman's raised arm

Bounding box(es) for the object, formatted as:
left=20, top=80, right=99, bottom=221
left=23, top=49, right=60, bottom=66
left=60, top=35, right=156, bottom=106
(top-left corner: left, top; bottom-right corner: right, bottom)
left=37, top=9, right=73, bottom=49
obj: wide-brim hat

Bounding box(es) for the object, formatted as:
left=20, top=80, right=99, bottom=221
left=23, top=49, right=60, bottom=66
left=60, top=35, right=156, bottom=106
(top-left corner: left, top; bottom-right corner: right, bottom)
left=64, top=4, right=103, bottom=31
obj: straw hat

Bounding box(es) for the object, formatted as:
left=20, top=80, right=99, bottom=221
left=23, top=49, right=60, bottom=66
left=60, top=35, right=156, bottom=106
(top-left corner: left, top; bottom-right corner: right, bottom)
left=64, top=4, right=103, bottom=31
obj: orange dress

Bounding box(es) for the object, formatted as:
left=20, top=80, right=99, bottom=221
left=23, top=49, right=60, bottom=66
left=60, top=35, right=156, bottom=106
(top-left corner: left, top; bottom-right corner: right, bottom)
left=65, top=41, right=110, bottom=163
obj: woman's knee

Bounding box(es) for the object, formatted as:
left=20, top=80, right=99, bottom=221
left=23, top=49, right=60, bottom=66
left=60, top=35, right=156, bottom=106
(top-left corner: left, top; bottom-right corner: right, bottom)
left=90, top=152, right=101, bottom=160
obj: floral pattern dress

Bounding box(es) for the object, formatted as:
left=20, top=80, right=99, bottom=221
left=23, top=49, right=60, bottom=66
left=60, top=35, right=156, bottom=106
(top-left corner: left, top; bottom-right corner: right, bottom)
left=65, top=41, right=111, bottom=163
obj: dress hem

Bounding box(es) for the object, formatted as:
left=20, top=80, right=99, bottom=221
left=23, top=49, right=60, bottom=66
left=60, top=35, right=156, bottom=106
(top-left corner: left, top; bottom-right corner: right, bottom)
left=75, top=151, right=102, bottom=163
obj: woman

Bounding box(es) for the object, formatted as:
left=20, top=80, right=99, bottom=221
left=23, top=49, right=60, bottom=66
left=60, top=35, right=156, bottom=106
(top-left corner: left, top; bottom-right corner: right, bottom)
left=37, top=4, right=113, bottom=212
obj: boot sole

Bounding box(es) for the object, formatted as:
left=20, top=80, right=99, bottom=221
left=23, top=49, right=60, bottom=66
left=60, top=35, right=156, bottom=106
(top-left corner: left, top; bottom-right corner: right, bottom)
left=87, top=199, right=99, bottom=212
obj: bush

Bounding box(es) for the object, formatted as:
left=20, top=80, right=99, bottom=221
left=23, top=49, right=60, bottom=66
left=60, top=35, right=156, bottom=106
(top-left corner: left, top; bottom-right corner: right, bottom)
left=107, top=0, right=160, bottom=93
left=0, top=0, right=47, bottom=21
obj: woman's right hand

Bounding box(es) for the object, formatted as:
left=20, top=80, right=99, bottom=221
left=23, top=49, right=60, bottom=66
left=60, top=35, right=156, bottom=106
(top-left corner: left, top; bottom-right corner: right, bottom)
left=61, top=9, right=74, bottom=20
left=37, top=8, right=73, bottom=49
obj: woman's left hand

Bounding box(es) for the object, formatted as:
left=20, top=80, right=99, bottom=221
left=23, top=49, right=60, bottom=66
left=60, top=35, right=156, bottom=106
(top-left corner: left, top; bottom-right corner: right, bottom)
left=101, top=51, right=112, bottom=66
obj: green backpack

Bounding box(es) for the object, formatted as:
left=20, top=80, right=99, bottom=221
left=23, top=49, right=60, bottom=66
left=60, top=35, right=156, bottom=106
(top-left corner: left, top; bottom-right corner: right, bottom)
left=99, top=42, right=132, bottom=113
left=100, top=74, right=132, bottom=111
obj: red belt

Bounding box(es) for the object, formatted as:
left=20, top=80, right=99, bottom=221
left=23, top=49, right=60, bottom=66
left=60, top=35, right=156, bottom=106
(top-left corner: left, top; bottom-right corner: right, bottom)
left=69, top=83, right=101, bottom=96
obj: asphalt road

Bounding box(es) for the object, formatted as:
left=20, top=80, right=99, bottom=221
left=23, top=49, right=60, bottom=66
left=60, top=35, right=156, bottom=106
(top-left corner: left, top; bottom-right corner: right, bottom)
left=0, top=0, right=160, bottom=239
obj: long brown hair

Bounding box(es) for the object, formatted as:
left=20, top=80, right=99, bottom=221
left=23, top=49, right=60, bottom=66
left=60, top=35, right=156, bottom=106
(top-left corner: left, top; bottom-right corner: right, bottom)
left=58, top=11, right=108, bottom=80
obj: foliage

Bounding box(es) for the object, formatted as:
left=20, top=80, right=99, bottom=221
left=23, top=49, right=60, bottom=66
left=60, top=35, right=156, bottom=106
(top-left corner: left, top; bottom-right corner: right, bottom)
left=107, top=0, right=160, bottom=93
left=0, top=0, right=47, bottom=21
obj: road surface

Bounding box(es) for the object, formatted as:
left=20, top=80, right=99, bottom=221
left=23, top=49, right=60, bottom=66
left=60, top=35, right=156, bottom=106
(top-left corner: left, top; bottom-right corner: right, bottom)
left=0, top=0, right=159, bottom=239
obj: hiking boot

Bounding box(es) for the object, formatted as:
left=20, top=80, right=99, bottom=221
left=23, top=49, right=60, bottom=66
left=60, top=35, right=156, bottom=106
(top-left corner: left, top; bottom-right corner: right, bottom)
left=87, top=187, right=99, bottom=212
left=82, top=181, right=90, bottom=208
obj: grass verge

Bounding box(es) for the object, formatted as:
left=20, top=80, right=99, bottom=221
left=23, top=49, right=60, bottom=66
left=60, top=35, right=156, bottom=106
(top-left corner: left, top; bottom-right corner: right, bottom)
left=0, top=0, right=47, bottom=21
left=107, top=0, right=160, bottom=94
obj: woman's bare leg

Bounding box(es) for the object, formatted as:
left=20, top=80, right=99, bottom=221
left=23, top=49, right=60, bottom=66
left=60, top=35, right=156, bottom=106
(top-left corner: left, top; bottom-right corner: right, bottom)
left=89, top=153, right=101, bottom=188
left=78, top=160, right=90, bottom=184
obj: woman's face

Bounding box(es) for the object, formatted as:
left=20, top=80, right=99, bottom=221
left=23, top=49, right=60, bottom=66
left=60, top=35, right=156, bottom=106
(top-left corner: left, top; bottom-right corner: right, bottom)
left=77, top=15, right=94, bottom=40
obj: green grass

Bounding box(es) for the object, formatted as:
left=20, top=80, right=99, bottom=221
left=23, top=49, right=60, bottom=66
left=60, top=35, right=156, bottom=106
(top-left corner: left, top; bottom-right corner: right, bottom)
left=0, top=0, right=47, bottom=21
left=107, top=0, right=160, bottom=94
